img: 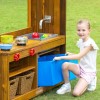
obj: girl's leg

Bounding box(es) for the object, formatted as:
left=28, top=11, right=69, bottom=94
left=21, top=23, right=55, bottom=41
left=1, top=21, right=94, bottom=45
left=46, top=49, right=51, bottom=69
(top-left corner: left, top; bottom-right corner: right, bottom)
left=56, top=62, right=80, bottom=94
left=62, top=62, right=80, bottom=83
left=59, top=62, right=88, bottom=96
left=72, top=78, right=88, bottom=96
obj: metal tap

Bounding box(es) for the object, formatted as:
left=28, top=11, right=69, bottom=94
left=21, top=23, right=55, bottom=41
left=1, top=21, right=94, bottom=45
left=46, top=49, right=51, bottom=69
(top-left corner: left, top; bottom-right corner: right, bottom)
left=39, top=15, right=51, bottom=29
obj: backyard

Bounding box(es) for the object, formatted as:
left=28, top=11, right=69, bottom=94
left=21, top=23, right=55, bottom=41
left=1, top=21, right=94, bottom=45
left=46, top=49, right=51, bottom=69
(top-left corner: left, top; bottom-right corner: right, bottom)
left=0, top=0, right=100, bottom=100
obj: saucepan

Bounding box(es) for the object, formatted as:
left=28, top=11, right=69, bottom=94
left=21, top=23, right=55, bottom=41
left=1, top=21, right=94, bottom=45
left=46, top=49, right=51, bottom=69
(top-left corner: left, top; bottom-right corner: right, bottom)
left=15, top=36, right=28, bottom=46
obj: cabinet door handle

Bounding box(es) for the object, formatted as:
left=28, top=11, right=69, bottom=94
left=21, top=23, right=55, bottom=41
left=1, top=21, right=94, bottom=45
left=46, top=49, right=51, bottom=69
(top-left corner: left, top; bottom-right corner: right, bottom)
left=29, top=48, right=35, bottom=56
left=14, top=53, right=20, bottom=61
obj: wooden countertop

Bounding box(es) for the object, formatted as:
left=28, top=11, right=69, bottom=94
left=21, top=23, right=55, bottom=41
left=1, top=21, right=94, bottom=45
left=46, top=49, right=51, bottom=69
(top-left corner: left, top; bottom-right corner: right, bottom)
left=0, top=35, right=66, bottom=55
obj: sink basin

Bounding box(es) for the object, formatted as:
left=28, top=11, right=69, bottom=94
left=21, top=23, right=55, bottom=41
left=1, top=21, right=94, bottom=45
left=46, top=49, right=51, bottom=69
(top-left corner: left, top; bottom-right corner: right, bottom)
left=23, top=33, right=58, bottom=41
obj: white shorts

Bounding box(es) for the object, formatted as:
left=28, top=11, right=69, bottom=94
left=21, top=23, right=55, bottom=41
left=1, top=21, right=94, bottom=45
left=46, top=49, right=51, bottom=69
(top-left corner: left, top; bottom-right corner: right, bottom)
left=76, top=64, right=96, bottom=84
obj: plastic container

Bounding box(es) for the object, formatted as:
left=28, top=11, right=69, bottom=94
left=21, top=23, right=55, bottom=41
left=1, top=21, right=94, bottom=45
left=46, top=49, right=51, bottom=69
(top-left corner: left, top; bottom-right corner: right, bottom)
left=38, top=54, right=78, bottom=86
left=1, top=35, right=13, bottom=44
left=0, top=44, right=13, bottom=51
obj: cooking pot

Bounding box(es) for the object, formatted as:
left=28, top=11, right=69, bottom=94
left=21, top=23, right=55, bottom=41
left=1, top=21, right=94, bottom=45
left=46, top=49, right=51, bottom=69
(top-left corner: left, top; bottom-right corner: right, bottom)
left=15, top=36, right=28, bottom=46
left=1, top=35, right=13, bottom=44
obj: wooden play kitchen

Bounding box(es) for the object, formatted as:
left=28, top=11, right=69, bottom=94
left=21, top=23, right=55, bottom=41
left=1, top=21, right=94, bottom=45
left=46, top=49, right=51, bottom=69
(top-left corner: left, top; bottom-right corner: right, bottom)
left=0, top=0, right=67, bottom=100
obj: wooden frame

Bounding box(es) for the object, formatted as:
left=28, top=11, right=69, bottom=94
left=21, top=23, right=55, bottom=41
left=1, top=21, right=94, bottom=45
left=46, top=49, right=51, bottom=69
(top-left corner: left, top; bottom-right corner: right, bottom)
left=0, top=0, right=66, bottom=100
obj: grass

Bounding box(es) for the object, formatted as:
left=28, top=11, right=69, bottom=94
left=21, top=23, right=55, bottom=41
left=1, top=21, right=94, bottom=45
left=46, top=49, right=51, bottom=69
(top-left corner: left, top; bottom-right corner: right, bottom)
left=0, top=0, right=100, bottom=100
left=0, top=0, right=27, bottom=34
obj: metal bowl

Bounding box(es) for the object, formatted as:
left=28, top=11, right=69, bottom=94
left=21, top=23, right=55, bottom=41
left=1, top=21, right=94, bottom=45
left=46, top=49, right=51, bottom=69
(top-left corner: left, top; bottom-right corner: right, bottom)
left=15, top=36, right=28, bottom=46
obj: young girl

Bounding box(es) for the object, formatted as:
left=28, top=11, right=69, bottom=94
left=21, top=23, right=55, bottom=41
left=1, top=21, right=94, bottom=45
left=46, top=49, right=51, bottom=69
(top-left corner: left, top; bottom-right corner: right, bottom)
left=53, top=19, right=99, bottom=96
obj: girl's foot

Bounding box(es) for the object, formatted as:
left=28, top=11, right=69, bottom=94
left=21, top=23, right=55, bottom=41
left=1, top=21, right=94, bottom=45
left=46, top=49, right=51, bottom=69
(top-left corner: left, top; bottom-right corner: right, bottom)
left=87, top=76, right=97, bottom=91
left=56, top=83, right=71, bottom=94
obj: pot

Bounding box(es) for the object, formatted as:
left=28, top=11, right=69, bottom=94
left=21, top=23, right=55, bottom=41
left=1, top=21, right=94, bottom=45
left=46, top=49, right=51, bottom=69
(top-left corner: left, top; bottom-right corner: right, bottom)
left=1, top=35, right=13, bottom=44
left=15, top=36, right=28, bottom=46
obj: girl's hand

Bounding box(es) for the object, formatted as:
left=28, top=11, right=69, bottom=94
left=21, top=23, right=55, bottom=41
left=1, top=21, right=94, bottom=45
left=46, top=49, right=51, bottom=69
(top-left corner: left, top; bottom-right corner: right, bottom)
left=66, top=52, right=73, bottom=55
left=53, top=57, right=61, bottom=61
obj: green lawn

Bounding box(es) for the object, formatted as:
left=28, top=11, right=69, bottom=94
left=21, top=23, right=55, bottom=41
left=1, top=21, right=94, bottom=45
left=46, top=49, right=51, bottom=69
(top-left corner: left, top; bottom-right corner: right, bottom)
left=0, top=0, right=100, bottom=100
left=0, top=0, right=27, bottom=34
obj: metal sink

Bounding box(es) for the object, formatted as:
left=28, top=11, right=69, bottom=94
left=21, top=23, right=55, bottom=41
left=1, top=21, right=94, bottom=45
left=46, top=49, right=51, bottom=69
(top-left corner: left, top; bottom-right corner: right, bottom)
left=23, top=33, right=58, bottom=41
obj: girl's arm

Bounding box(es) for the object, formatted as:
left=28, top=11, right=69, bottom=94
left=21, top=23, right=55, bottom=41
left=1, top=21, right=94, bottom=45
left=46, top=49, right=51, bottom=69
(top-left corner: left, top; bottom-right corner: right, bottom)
left=54, top=46, right=93, bottom=60
left=66, top=51, right=74, bottom=55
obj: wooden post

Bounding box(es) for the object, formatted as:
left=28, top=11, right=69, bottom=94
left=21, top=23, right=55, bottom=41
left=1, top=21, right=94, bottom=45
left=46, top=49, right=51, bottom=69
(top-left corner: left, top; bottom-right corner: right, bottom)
left=0, top=54, right=9, bottom=100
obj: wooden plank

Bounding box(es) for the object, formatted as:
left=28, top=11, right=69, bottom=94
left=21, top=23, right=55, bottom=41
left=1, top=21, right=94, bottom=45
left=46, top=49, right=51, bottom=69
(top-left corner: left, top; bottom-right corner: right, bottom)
left=0, top=55, right=3, bottom=100
left=60, top=0, right=66, bottom=35
left=12, top=88, right=39, bottom=100
left=28, top=0, right=37, bottom=32
left=37, top=0, right=43, bottom=32
left=38, top=48, right=57, bottom=56
left=54, top=0, right=60, bottom=34
left=0, top=55, right=9, bottom=100
left=28, top=0, right=32, bottom=27
left=0, top=28, right=33, bottom=39
left=48, top=0, right=54, bottom=33
left=9, top=66, right=35, bottom=78
left=60, top=0, right=66, bottom=53
left=28, top=54, right=38, bottom=89
left=44, top=0, right=49, bottom=33
left=13, top=82, right=63, bottom=100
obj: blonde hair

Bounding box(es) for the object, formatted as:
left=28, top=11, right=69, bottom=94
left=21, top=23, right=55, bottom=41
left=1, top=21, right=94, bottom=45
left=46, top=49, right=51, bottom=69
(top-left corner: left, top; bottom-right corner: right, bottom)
left=77, top=19, right=90, bottom=29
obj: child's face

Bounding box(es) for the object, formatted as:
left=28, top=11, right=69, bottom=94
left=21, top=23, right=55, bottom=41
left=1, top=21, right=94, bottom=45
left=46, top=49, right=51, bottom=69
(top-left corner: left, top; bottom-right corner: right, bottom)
left=77, top=23, right=90, bottom=41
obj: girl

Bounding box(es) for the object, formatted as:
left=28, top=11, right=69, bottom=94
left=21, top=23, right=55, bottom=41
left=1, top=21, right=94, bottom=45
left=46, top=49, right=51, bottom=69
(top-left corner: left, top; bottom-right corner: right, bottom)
left=53, top=19, right=99, bottom=96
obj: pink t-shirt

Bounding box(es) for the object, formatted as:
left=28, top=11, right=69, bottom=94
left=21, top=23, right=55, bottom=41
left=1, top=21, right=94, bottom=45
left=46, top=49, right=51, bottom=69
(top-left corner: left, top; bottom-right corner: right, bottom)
left=76, top=37, right=99, bottom=72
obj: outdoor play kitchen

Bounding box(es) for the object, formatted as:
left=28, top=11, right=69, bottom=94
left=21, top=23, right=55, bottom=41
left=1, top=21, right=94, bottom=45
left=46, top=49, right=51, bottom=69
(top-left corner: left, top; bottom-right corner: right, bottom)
left=0, top=0, right=78, bottom=100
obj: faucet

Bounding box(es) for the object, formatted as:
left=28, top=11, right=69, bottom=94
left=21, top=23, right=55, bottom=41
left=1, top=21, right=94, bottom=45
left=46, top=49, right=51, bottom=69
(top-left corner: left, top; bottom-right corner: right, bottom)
left=39, top=15, right=51, bottom=29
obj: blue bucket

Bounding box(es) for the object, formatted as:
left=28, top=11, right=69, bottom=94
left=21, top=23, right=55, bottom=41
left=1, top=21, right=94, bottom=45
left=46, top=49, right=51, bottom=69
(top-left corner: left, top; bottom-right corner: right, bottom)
left=38, top=54, right=78, bottom=86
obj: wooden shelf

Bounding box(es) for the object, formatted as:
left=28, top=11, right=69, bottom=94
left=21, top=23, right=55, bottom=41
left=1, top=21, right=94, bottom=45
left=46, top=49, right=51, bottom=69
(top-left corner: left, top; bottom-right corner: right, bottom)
left=9, top=66, right=35, bottom=78
left=12, top=82, right=63, bottom=100
left=12, top=88, right=38, bottom=100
